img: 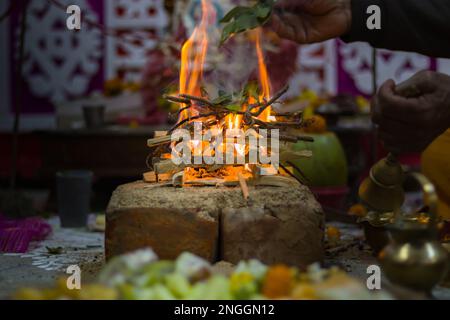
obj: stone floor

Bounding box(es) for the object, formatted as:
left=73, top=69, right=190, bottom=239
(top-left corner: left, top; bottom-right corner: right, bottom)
left=0, top=219, right=449, bottom=299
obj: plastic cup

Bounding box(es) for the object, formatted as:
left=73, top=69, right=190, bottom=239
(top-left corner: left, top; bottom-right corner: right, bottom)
left=56, top=170, right=93, bottom=228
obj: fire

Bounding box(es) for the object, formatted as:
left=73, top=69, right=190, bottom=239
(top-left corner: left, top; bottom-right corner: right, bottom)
left=179, top=0, right=215, bottom=121
left=254, top=29, right=272, bottom=122
left=172, top=0, right=278, bottom=168
left=177, top=0, right=273, bottom=128
left=149, top=1, right=303, bottom=188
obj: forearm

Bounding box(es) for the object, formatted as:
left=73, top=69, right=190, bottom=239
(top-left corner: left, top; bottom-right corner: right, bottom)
left=342, top=0, right=450, bottom=58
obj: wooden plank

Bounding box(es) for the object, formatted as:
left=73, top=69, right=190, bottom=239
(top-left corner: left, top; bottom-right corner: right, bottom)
left=147, top=135, right=172, bottom=148
left=154, top=131, right=168, bottom=138
left=143, top=171, right=172, bottom=183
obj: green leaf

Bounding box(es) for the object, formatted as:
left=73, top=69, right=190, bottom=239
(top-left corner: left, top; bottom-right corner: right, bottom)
left=220, top=23, right=238, bottom=45
left=220, top=6, right=249, bottom=23
left=225, top=105, right=242, bottom=112
left=220, top=1, right=275, bottom=45
left=241, top=81, right=261, bottom=102
left=237, top=13, right=260, bottom=31
left=256, top=5, right=271, bottom=18
left=212, top=93, right=232, bottom=106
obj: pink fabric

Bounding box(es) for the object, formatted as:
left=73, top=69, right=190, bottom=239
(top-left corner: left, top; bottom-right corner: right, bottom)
left=0, top=214, right=52, bottom=253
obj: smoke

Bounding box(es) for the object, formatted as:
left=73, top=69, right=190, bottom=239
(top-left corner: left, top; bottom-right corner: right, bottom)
left=204, top=33, right=260, bottom=98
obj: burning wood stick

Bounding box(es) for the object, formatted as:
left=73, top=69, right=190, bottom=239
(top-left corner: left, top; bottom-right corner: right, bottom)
left=163, top=94, right=192, bottom=105
left=287, top=161, right=310, bottom=184
left=147, top=134, right=186, bottom=148
left=147, top=135, right=171, bottom=148
left=154, top=159, right=184, bottom=174
left=237, top=172, right=250, bottom=201
left=279, top=135, right=315, bottom=143
left=143, top=171, right=172, bottom=183
left=179, top=93, right=215, bottom=107
left=279, top=164, right=303, bottom=185
left=273, top=111, right=302, bottom=117
left=165, top=85, right=292, bottom=134
left=169, top=111, right=228, bottom=133
left=252, top=85, right=289, bottom=117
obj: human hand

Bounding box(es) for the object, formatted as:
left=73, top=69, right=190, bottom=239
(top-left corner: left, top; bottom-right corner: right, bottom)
left=372, top=70, right=450, bottom=153
left=270, top=0, right=351, bottom=44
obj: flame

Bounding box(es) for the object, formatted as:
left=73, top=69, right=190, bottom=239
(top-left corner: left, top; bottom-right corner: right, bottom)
left=254, top=29, right=272, bottom=122
left=176, top=1, right=273, bottom=132
left=179, top=0, right=216, bottom=121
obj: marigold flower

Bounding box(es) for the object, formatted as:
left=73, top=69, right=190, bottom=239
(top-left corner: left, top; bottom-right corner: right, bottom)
left=262, top=265, right=294, bottom=299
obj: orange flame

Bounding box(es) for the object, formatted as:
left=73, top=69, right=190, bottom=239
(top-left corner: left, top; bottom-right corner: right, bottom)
left=177, top=1, right=272, bottom=127
left=179, top=0, right=216, bottom=121
left=254, top=29, right=272, bottom=122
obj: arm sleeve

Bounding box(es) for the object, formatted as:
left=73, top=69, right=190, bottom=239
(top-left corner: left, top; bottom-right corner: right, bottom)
left=342, top=0, right=450, bottom=58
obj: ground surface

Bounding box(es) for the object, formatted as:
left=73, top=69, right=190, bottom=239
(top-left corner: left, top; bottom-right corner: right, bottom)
left=0, top=218, right=449, bottom=299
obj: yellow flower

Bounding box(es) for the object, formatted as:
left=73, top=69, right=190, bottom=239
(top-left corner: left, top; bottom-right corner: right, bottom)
left=291, top=284, right=318, bottom=300
left=348, top=204, right=368, bottom=217
left=326, top=226, right=341, bottom=241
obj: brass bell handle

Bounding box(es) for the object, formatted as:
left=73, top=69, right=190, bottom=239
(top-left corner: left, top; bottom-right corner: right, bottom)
left=408, top=172, right=438, bottom=224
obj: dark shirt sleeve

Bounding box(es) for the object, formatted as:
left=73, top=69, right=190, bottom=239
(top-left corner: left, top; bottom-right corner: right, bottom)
left=342, top=0, right=450, bottom=58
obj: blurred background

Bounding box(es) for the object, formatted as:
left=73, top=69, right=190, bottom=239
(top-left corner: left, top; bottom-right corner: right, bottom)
left=1, top=0, right=450, bottom=217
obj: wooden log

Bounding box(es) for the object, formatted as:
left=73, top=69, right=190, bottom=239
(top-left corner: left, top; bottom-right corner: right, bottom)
left=154, top=159, right=184, bottom=175
left=143, top=171, right=172, bottom=183
left=147, top=135, right=171, bottom=148
left=106, top=182, right=324, bottom=266
left=154, top=131, right=168, bottom=138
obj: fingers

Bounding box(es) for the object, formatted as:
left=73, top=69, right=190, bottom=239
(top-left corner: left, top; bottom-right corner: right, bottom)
left=374, top=79, right=427, bottom=123
left=270, top=12, right=305, bottom=43
left=396, top=70, right=438, bottom=96
left=372, top=70, right=450, bottom=153
left=372, top=79, right=424, bottom=153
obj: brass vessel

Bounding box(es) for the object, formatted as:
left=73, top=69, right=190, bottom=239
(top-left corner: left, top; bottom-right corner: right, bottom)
left=359, top=153, right=404, bottom=213
left=359, top=211, right=394, bottom=255
left=441, top=242, right=450, bottom=287
left=378, top=173, right=449, bottom=292
left=358, top=153, right=403, bottom=253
